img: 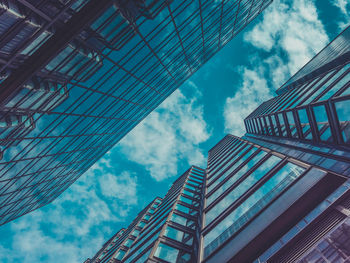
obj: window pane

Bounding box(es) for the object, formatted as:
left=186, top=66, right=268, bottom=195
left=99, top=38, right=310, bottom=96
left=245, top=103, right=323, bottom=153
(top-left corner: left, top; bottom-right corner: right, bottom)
left=335, top=99, right=350, bottom=143
left=170, top=213, right=194, bottom=228
left=286, top=111, right=298, bottom=138
left=318, top=63, right=350, bottom=101
left=208, top=146, right=258, bottom=193
left=164, top=226, right=192, bottom=244
left=206, top=150, right=267, bottom=206
left=205, top=155, right=282, bottom=226
left=154, top=243, right=179, bottom=263
left=298, top=109, right=313, bottom=139
left=114, top=250, right=126, bottom=260
left=313, top=105, right=333, bottom=142
left=204, top=162, right=305, bottom=258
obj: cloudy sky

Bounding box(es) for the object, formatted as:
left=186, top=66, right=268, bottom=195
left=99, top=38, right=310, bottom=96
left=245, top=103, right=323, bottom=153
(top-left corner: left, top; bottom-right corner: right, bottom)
left=0, top=0, right=349, bottom=262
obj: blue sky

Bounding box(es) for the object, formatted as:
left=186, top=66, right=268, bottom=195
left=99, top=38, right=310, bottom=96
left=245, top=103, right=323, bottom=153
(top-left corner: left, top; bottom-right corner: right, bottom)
left=0, top=0, right=349, bottom=262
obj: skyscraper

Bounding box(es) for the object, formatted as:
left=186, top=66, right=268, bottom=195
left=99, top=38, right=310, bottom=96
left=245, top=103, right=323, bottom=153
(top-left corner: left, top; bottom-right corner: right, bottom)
left=238, top=25, right=350, bottom=263
left=202, top=135, right=349, bottom=262
left=87, top=166, right=205, bottom=263
left=89, top=26, right=350, bottom=262
left=0, top=0, right=272, bottom=225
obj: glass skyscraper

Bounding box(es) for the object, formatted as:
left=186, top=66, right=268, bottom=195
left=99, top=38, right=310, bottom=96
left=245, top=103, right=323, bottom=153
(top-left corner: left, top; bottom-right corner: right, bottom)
left=0, top=0, right=272, bottom=225
left=87, top=166, right=205, bottom=263
left=88, top=26, right=350, bottom=262
left=203, top=135, right=349, bottom=263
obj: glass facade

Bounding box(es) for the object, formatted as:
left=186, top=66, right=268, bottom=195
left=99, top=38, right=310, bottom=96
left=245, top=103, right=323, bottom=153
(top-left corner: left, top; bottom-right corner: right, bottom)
left=88, top=166, right=205, bottom=263
left=88, top=135, right=349, bottom=263
left=84, top=20, right=350, bottom=263
left=200, top=135, right=344, bottom=263
left=245, top=26, right=350, bottom=150
left=0, top=0, right=272, bottom=225
left=87, top=197, right=162, bottom=263
left=238, top=25, right=350, bottom=263
left=297, top=218, right=350, bottom=263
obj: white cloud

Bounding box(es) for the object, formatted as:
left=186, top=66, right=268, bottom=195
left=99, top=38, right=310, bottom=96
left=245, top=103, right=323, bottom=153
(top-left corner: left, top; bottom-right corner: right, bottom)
left=244, top=0, right=329, bottom=78
left=224, top=0, right=329, bottom=136
left=0, top=157, right=139, bottom=263
left=332, top=0, right=350, bottom=30
left=224, top=68, right=272, bottom=136
left=118, top=81, right=210, bottom=181
left=98, top=171, right=138, bottom=205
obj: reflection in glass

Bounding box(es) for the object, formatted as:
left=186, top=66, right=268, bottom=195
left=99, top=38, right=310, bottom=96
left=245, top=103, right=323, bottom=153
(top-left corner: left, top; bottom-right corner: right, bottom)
left=206, top=150, right=267, bottom=206
left=205, top=155, right=282, bottom=225
left=286, top=111, right=298, bottom=138
left=335, top=99, right=350, bottom=143
left=298, top=108, right=313, bottom=139
left=313, top=105, right=333, bottom=142
left=204, top=162, right=305, bottom=258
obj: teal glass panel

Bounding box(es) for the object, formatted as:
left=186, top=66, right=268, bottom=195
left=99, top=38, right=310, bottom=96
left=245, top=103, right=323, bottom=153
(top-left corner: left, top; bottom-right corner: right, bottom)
left=208, top=143, right=248, bottom=182
left=271, top=115, right=279, bottom=135
left=175, top=204, right=198, bottom=216
left=114, top=249, right=126, bottom=260
left=207, top=146, right=258, bottom=193
left=206, top=150, right=267, bottom=206
left=278, top=113, right=287, bottom=136
left=313, top=105, right=333, bottom=142
left=335, top=99, right=350, bottom=143
left=154, top=243, right=191, bottom=263
left=302, top=67, right=348, bottom=105
left=170, top=213, right=195, bottom=229
left=205, top=155, right=282, bottom=226
left=154, top=243, right=180, bottom=262
left=134, top=246, right=152, bottom=263
left=164, top=226, right=192, bottom=245
left=286, top=111, right=298, bottom=137
left=204, top=162, right=305, bottom=257
left=317, top=63, right=350, bottom=101
left=138, top=221, right=146, bottom=228
left=298, top=109, right=313, bottom=139
left=124, top=238, right=134, bottom=248
left=131, top=229, right=140, bottom=237
left=179, top=195, right=198, bottom=206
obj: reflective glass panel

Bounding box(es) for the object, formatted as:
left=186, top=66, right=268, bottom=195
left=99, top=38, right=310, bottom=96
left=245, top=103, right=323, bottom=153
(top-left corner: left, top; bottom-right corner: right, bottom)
left=313, top=105, right=333, bottom=142
left=204, top=162, right=305, bottom=258
left=335, top=99, right=350, bottom=143
left=205, top=155, right=282, bottom=225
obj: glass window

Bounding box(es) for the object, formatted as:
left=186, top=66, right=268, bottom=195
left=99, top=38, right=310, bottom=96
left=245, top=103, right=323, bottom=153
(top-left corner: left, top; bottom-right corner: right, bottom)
left=317, top=64, right=350, bottom=101
left=278, top=113, right=287, bottom=136
left=208, top=143, right=248, bottom=181
left=183, top=189, right=195, bottom=197
left=131, top=229, right=140, bottom=237
left=302, top=67, right=348, bottom=105
left=170, top=213, right=195, bottom=229
left=207, top=146, right=258, bottom=193
left=313, top=105, right=333, bottom=142
left=335, top=99, right=350, bottom=143
left=175, top=204, right=198, bottom=216
left=286, top=111, right=298, bottom=137
left=154, top=243, right=191, bottom=263
left=123, top=238, right=134, bottom=248
left=205, top=155, right=282, bottom=226
left=271, top=115, right=279, bottom=135
left=206, top=150, right=267, bottom=206
left=204, top=162, right=305, bottom=258
left=114, top=249, right=126, bottom=260
left=179, top=195, right=198, bottom=206
left=164, top=226, right=192, bottom=245
left=184, top=184, right=199, bottom=192
left=298, top=109, right=313, bottom=139
left=138, top=221, right=146, bottom=228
